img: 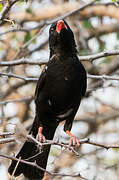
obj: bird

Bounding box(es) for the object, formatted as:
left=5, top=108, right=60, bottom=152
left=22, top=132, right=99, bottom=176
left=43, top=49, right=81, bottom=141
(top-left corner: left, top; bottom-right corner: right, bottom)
left=8, top=19, right=87, bottom=180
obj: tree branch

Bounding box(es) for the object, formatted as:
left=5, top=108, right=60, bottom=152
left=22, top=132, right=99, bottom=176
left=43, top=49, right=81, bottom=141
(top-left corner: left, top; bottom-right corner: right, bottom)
left=1, top=72, right=119, bottom=83
left=0, top=58, right=46, bottom=66
left=10, top=1, right=95, bottom=23
left=0, top=49, right=119, bottom=67
left=0, top=96, right=33, bottom=105
left=27, top=135, right=119, bottom=151
left=0, top=132, right=15, bottom=136
left=2, top=133, right=119, bottom=151
left=87, top=74, right=119, bottom=81
left=0, top=72, right=38, bottom=82
left=0, top=137, right=15, bottom=144
left=0, top=0, right=20, bottom=25
left=87, top=23, right=119, bottom=40
left=47, top=0, right=95, bottom=24
left=0, top=152, right=87, bottom=179
left=79, top=49, right=119, bottom=62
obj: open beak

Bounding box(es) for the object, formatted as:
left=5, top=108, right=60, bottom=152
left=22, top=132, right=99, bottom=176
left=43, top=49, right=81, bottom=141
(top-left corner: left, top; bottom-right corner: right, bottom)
left=56, top=20, right=67, bottom=33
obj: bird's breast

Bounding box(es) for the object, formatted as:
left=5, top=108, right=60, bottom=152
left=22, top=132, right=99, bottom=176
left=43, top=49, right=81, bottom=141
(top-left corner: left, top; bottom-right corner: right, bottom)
left=45, top=70, right=82, bottom=112
left=43, top=57, right=86, bottom=113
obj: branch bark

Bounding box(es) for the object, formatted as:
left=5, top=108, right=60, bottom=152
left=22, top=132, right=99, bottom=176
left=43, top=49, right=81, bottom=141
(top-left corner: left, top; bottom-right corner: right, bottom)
left=0, top=152, right=87, bottom=179
left=0, top=49, right=119, bottom=67
left=1, top=72, right=119, bottom=83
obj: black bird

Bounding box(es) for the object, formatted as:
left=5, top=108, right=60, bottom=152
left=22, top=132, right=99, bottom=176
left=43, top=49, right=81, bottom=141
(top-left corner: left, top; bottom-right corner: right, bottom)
left=8, top=19, right=87, bottom=180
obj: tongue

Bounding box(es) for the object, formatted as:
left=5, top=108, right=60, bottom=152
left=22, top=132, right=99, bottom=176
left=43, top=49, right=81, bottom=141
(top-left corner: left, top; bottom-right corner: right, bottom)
left=56, top=20, right=67, bottom=33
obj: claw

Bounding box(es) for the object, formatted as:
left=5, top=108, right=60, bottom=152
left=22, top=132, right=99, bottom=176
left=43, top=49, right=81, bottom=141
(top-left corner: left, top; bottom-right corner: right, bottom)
left=69, top=136, right=80, bottom=147
left=36, top=132, right=46, bottom=142
left=36, top=127, right=46, bottom=143
left=66, top=130, right=80, bottom=147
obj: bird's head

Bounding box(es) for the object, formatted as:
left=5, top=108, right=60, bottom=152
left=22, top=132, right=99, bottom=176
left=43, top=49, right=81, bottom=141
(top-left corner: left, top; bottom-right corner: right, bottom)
left=49, top=19, right=77, bottom=56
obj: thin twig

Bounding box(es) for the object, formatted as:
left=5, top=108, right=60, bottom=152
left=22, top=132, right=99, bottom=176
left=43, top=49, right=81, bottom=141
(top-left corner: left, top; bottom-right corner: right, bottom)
left=1, top=133, right=119, bottom=151
left=14, top=25, right=47, bottom=59
left=79, top=50, right=119, bottom=62
left=11, top=157, right=21, bottom=178
left=28, top=135, right=119, bottom=151
left=1, top=71, right=119, bottom=83
left=1, top=134, right=119, bottom=151
left=0, top=96, right=33, bottom=105
left=0, top=28, right=29, bottom=36
left=0, top=132, right=15, bottom=136
left=0, top=0, right=20, bottom=25
left=0, top=152, right=87, bottom=179
left=1, top=49, right=119, bottom=67
left=0, top=72, right=38, bottom=82
left=46, top=0, right=95, bottom=25
left=27, top=135, right=79, bottom=156
left=0, top=58, right=46, bottom=66
left=87, top=74, right=119, bottom=81
left=0, top=21, right=47, bottom=36
left=0, top=137, right=15, bottom=144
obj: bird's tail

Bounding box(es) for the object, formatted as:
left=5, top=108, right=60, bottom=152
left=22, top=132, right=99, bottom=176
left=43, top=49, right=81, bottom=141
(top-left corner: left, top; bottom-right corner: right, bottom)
left=8, top=116, right=58, bottom=180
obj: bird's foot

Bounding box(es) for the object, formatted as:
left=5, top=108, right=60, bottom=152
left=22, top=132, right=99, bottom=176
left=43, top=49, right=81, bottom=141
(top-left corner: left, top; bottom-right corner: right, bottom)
left=36, top=133, right=46, bottom=142
left=66, top=130, right=80, bottom=147
left=36, top=127, right=46, bottom=143
left=69, top=136, right=80, bottom=147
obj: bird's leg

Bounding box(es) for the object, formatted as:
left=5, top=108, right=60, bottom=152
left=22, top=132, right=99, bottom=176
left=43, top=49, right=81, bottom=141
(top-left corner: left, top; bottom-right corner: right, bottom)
left=66, top=130, right=80, bottom=146
left=36, top=127, right=46, bottom=142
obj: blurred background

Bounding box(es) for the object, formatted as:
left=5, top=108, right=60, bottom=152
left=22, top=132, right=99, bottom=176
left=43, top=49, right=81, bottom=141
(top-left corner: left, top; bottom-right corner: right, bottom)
left=1, top=0, right=119, bottom=179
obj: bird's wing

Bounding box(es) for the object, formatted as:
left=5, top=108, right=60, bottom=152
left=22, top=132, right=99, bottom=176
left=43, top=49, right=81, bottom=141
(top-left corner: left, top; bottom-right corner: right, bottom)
left=63, top=105, right=79, bottom=132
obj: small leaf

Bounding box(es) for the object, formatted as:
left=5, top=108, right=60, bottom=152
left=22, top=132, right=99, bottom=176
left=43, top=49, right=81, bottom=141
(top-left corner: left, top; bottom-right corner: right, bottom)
left=112, top=0, right=119, bottom=6
left=11, top=20, right=15, bottom=27
left=24, top=32, right=32, bottom=43
left=24, top=32, right=36, bottom=44
left=82, top=20, right=92, bottom=29
left=18, top=1, right=25, bottom=5
left=25, top=8, right=32, bottom=14
left=116, top=32, right=119, bottom=39
left=0, top=3, right=3, bottom=12
left=112, top=0, right=117, bottom=3
left=18, top=0, right=28, bottom=4
left=32, top=38, right=36, bottom=44
left=99, top=44, right=105, bottom=52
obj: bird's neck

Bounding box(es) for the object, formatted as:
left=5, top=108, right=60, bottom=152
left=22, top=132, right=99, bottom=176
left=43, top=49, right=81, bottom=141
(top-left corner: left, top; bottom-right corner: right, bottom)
left=50, top=46, right=77, bottom=58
